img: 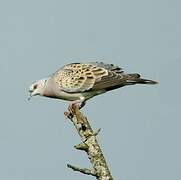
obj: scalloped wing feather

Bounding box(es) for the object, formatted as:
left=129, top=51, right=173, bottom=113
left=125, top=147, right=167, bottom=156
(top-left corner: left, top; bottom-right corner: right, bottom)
left=53, top=63, right=113, bottom=92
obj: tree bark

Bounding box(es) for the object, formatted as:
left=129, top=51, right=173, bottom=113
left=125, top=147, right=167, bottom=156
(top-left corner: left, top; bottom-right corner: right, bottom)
left=64, top=106, right=113, bottom=180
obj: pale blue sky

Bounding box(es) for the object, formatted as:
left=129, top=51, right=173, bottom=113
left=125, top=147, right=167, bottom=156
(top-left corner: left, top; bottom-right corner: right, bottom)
left=0, top=0, right=180, bottom=180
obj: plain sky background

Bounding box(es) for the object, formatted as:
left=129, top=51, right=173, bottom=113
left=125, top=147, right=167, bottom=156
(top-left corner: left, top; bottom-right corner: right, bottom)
left=0, top=0, right=180, bottom=180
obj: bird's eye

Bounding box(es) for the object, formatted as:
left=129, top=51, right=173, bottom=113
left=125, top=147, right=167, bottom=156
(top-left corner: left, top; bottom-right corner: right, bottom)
left=33, top=84, right=38, bottom=89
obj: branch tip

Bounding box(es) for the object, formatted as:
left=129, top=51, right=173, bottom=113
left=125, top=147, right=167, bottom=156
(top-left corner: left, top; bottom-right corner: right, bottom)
left=67, top=164, right=96, bottom=176
left=74, top=142, right=89, bottom=151
left=93, top=128, right=101, bottom=136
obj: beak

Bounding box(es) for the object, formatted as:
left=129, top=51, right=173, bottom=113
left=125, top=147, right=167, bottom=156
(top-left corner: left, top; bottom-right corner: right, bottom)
left=28, top=94, right=32, bottom=101
left=28, top=89, right=33, bottom=101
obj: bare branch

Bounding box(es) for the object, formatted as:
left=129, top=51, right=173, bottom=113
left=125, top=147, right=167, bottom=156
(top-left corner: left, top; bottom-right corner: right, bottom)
left=65, top=105, right=113, bottom=180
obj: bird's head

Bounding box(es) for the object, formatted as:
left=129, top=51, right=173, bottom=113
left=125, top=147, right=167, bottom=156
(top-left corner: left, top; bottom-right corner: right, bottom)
left=28, top=78, right=48, bottom=100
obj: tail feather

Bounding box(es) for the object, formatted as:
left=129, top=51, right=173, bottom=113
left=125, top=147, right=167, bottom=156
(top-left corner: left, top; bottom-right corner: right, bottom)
left=126, top=73, right=158, bottom=85
left=134, top=78, right=158, bottom=85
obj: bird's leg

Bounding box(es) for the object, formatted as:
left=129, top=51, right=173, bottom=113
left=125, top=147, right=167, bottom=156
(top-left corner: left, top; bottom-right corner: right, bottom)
left=65, top=100, right=86, bottom=119
left=67, top=97, right=86, bottom=118
left=68, top=99, right=86, bottom=111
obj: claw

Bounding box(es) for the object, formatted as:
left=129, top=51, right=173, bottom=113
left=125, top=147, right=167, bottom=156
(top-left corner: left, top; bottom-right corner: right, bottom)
left=68, top=103, right=76, bottom=115
left=64, top=111, right=73, bottom=119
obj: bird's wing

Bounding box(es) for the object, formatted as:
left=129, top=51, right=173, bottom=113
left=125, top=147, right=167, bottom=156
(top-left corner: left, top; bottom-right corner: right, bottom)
left=52, top=62, right=127, bottom=93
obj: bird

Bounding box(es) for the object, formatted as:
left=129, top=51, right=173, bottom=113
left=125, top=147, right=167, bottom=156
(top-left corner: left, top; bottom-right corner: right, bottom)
left=28, top=62, right=157, bottom=108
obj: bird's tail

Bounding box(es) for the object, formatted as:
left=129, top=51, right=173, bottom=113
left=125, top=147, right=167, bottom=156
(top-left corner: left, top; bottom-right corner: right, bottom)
left=126, top=73, right=158, bottom=85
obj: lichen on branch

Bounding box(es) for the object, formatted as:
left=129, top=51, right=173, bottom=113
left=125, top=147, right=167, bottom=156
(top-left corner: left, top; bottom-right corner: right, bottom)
left=65, top=105, right=113, bottom=180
